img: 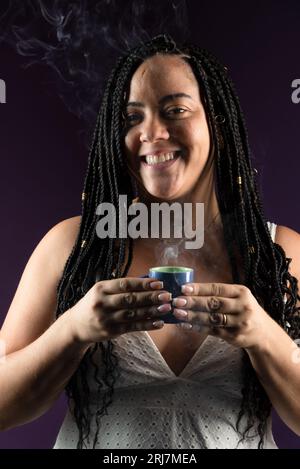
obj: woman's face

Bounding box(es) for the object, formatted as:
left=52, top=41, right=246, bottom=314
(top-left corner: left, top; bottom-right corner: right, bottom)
left=124, top=54, right=212, bottom=201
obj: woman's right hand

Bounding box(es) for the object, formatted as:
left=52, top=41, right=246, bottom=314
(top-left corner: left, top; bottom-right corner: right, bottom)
left=68, top=277, right=172, bottom=345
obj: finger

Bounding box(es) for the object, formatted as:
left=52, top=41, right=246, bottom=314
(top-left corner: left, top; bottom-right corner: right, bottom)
left=172, top=296, right=239, bottom=314
left=173, top=309, right=236, bottom=328
left=108, top=317, right=166, bottom=336
left=107, top=302, right=172, bottom=323
left=98, top=277, right=165, bottom=294
left=105, top=290, right=172, bottom=311
left=176, top=323, right=210, bottom=333
left=180, top=282, right=243, bottom=298
left=208, top=325, right=239, bottom=340
left=176, top=322, right=238, bottom=340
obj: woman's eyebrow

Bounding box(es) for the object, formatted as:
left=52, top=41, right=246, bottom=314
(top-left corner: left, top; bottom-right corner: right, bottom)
left=126, top=93, right=193, bottom=108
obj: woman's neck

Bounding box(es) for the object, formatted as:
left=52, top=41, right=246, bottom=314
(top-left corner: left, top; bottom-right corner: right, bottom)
left=134, top=163, right=221, bottom=242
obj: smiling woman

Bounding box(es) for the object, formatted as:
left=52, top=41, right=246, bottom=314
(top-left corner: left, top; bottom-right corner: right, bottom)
left=124, top=55, right=212, bottom=205
left=52, top=34, right=300, bottom=449
left=1, top=34, right=300, bottom=450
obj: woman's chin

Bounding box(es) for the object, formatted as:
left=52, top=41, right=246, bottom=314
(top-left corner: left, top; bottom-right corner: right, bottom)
left=146, top=188, right=182, bottom=201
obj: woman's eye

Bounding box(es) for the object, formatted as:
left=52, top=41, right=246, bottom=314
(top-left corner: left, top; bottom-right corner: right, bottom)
left=124, top=113, right=141, bottom=124
left=165, top=107, right=187, bottom=116
left=123, top=108, right=187, bottom=128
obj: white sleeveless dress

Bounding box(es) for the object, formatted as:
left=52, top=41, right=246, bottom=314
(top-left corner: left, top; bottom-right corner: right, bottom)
left=53, top=222, right=278, bottom=449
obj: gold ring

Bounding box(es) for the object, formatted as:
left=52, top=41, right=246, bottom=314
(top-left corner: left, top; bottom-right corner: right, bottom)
left=222, top=313, right=227, bottom=326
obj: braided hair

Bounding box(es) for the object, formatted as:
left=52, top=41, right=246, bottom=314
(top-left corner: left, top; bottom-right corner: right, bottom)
left=55, top=34, right=300, bottom=449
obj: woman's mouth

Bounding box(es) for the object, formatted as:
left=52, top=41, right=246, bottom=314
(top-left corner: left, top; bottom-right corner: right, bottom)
left=141, top=150, right=182, bottom=170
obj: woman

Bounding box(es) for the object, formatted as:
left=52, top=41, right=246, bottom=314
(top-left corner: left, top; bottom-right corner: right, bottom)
left=0, top=34, right=299, bottom=449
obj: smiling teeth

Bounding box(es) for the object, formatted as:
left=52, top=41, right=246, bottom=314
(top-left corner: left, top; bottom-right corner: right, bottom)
left=145, top=152, right=177, bottom=165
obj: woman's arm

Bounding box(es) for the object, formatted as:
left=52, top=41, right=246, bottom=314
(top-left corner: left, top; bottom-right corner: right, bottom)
left=0, top=309, right=90, bottom=431
left=0, top=216, right=87, bottom=430
left=245, top=225, right=300, bottom=436
left=245, top=318, right=300, bottom=435
left=173, top=224, right=300, bottom=436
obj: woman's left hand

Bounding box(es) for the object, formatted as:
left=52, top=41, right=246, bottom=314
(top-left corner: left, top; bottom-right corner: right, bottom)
left=172, top=282, right=273, bottom=350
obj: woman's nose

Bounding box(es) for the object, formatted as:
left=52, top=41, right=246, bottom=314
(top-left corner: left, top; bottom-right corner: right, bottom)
left=139, top=116, right=170, bottom=142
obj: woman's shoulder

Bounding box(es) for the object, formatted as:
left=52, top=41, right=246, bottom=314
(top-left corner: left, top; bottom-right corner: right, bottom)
left=48, top=215, right=82, bottom=259
left=0, top=215, right=82, bottom=354
left=275, top=224, right=300, bottom=250
left=54, top=214, right=82, bottom=233
left=34, top=215, right=82, bottom=277
left=274, top=224, right=300, bottom=283
left=54, top=214, right=82, bottom=242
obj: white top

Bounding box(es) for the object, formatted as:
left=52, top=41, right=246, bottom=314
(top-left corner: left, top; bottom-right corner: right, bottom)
left=53, top=222, right=278, bottom=449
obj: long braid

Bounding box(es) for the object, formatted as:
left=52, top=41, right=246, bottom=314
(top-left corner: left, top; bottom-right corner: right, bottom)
left=55, top=34, right=300, bottom=449
left=182, top=41, right=299, bottom=446
left=183, top=45, right=279, bottom=444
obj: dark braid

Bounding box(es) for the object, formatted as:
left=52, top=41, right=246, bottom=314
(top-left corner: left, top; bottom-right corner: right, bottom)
left=55, top=34, right=300, bottom=449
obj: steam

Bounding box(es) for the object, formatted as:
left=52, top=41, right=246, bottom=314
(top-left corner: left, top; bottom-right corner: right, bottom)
left=0, top=0, right=189, bottom=145
left=156, top=239, right=184, bottom=266
left=163, top=245, right=179, bottom=262
left=153, top=212, right=225, bottom=275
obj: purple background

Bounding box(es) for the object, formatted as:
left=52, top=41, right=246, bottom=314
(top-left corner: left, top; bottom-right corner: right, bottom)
left=0, top=0, right=300, bottom=449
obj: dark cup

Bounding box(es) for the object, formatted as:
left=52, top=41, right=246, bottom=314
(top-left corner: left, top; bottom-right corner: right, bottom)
left=148, top=266, right=194, bottom=324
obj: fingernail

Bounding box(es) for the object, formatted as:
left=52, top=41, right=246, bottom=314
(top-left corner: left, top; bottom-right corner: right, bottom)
left=149, top=281, right=164, bottom=289
left=158, top=292, right=172, bottom=302
left=178, top=323, right=192, bottom=329
left=153, top=320, right=164, bottom=328
left=173, top=308, right=188, bottom=319
left=181, top=285, right=194, bottom=293
left=157, top=303, right=171, bottom=312
left=173, top=297, right=187, bottom=307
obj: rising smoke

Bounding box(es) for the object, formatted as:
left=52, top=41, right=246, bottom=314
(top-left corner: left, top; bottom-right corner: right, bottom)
left=0, top=0, right=189, bottom=145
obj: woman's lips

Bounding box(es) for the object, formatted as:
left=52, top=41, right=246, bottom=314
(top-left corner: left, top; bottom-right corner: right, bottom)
left=141, top=153, right=180, bottom=170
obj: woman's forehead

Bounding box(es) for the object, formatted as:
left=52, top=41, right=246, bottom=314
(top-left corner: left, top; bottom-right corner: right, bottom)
left=128, top=54, right=198, bottom=98
left=134, top=54, right=194, bottom=78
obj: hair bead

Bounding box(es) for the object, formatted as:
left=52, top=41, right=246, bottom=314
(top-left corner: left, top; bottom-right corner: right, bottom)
left=214, top=114, right=226, bottom=124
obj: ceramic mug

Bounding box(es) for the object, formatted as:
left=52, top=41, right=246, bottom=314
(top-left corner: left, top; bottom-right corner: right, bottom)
left=148, top=266, right=194, bottom=324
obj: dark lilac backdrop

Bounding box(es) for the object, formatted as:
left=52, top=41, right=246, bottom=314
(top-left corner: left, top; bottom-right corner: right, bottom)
left=0, top=0, right=300, bottom=449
